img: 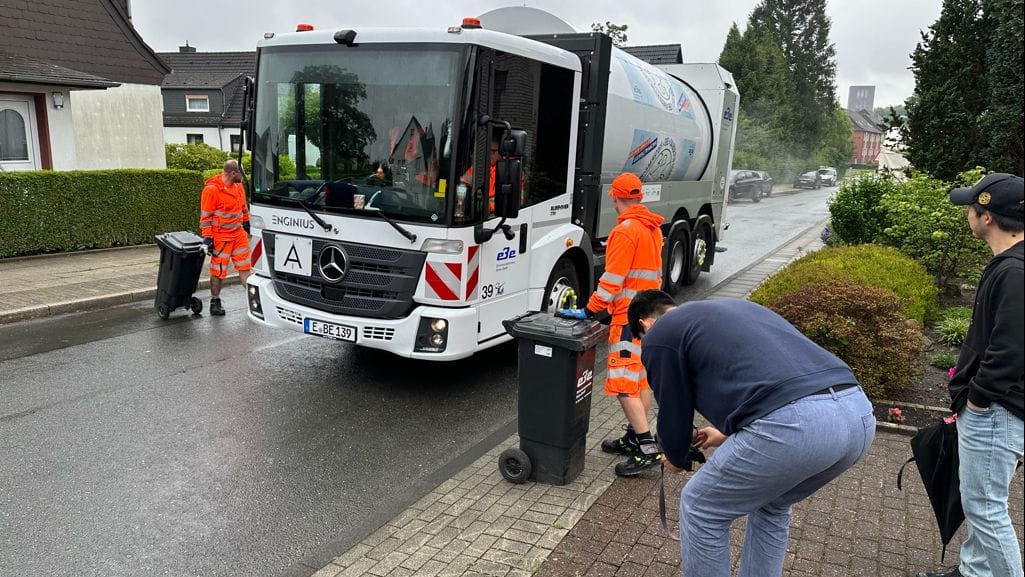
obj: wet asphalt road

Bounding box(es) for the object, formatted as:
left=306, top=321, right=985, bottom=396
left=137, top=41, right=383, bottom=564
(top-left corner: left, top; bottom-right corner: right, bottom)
left=0, top=185, right=831, bottom=577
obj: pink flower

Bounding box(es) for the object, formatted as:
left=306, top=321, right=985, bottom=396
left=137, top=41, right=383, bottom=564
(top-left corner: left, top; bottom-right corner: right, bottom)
left=948, top=367, right=956, bottom=379
left=943, top=413, right=957, bottom=425
left=887, top=407, right=906, bottom=424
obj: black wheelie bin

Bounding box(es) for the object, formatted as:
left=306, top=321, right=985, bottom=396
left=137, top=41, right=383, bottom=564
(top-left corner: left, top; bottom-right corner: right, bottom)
left=154, top=231, right=207, bottom=319
left=500, top=312, right=608, bottom=485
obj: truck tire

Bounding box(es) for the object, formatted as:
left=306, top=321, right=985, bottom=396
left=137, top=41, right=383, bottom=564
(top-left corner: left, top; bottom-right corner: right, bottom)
left=685, top=221, right=713, bottom=285
left=663, top=226, right=689, bottom=295
left=543, top=258, right=581, bottom=312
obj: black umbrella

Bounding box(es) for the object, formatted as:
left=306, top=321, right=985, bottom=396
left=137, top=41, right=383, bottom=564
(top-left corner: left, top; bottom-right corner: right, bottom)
left=898, top=419, right=963, bottom=561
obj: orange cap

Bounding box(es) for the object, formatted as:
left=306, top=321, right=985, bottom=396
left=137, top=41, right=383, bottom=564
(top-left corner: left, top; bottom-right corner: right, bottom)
left=609, top=172, right=643, bottom=199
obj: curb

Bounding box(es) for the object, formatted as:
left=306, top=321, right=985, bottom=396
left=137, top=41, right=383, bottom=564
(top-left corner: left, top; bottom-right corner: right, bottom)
left=0, top=243, right=157, bottom=264
left=876, top=421, right=920, bottom=437
left=0, top=276, right=238, bottom=325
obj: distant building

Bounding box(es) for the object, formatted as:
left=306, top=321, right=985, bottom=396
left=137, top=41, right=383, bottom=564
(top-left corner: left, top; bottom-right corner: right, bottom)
left=847, top=85, right=875, bottom=113
left=157, top=46, right=256, bottom=154
left=848, top=109, right=885, bottom=166
left=0, top=0, right=169, bottom=171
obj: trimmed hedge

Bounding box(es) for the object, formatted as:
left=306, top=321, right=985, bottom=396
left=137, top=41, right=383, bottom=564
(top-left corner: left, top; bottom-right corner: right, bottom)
left=0, top=169, right=205, bottom=258
left=749, top=244, right=939, bottom=324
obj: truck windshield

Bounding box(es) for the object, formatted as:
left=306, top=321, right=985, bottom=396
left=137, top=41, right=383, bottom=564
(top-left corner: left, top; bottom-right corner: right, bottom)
left=251, top=45, right=463, bottom=225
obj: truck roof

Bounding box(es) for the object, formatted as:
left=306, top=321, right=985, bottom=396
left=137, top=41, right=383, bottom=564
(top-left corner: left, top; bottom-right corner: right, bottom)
left=257, top=26, right=581, bottom=72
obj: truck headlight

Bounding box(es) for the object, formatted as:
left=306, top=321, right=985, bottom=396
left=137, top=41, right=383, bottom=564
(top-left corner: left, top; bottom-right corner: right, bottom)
left=415, top=316, right=449, bottom=353
left=248, top=284, right=264, bottom=318
left=420, top=239, right=463, bottom=254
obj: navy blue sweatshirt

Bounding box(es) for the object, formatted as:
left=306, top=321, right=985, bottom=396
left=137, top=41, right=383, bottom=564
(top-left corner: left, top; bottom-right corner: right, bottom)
left=641, top=299, right=859, bottom=467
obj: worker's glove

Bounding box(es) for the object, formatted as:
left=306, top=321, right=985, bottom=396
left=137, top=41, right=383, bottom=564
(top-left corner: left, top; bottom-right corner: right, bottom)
left=242, top=221, right=251, bottom=234
left=556, top=308, right=591, bottom=320
left=202, top=237, right=214, bottom=256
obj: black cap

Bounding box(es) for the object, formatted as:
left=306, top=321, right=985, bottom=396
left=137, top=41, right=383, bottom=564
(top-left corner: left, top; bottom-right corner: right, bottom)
left=949, top=173, right=1024, bottom=220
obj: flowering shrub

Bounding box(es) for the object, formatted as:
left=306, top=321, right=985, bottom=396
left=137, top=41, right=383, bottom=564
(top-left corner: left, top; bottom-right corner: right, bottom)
left=888, top=407, right=906, bottom=424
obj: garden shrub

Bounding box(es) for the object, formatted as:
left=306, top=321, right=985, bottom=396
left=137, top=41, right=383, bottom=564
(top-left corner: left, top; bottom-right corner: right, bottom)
left=930, top=351, right=958, bottom=369
left=749, top=244, right=939, bottom=324
left=935, top=306, right=973, bottom=346
left=165, top=143, right=229, bottom=171
left=766, top=281, right=923, bottom=400
left=827, top=173, right=898, bottom=245
left=0, top=169, right=203, bottom=257
left=877, top=168, right=990, bottom=291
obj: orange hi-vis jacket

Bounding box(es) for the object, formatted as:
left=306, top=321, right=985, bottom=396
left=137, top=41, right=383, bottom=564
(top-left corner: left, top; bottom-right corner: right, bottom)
left=200, top=173, right=250, bottom=238
left=586, top=204, right=664, bottom=325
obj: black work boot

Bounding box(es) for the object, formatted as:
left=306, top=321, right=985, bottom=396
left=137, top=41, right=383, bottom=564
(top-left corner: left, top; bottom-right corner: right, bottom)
left=614, top=440, right=662, bottom=477
left=916, top=568, right=963, bottom=577
left=601, top=425, right=639, bottom=456
left=210, top=298, right=225, bottom=316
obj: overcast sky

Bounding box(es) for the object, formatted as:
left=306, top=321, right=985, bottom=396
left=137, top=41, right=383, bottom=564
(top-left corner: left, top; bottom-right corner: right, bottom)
left=131, top=0, right=942, bottom=108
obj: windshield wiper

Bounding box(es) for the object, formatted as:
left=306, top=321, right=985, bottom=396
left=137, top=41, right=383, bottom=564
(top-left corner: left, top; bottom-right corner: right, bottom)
left=365, top=208, right=417, bottom=244
left=277, top=196, right=333, bottom=232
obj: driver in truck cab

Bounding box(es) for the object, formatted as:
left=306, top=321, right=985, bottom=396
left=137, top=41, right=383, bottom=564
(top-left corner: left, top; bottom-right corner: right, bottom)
left=559, top=172, right=666, bottom=476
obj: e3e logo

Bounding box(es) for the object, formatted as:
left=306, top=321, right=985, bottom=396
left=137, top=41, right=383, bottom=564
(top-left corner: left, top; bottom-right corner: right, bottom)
left=723, top=107, right=734, bottom=122
left=496, top=247, right=517, bottom=262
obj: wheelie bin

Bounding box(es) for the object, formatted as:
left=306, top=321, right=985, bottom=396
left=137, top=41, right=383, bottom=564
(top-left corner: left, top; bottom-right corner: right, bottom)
left=499, top=312, right=608, bottom=485
left=154, top=231, right=206, bottom=319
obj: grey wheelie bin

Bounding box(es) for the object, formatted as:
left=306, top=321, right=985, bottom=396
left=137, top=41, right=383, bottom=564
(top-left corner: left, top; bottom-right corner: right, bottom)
left=154, top=231, right=206, bottom=319
left=500, top=312, right=608, bottom=485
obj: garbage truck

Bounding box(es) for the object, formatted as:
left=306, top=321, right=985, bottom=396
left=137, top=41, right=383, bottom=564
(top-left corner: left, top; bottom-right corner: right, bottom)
left=242, top=8, right=738, bottom=360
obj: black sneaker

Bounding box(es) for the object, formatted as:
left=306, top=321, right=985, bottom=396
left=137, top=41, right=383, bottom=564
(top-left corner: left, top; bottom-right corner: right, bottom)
left=601, top=425, right=639, bottom=456
left=210, top=298, right=225, bottom=316
left=916, top=568, right=963, bottom=577
left=614, top=441, right=662, bottom=477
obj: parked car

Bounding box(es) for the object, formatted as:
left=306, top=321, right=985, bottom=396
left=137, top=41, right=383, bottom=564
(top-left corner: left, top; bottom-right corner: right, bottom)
left=753, top=170, right=773, bottom=197
left=729, top=169, right=762, bottom=202
left=794, top=170, right=821, bottom=189
left=817, top=166, right=838, bottom=186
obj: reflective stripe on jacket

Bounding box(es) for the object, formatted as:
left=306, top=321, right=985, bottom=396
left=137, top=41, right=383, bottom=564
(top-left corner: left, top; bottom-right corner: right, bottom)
left=200, top=173, right=249, bottom=238
left=587, top=204, right=664, bottom=325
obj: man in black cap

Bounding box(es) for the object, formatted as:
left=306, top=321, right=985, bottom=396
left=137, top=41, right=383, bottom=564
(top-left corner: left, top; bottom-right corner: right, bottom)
left=918, top=173, right=1024, bottom=577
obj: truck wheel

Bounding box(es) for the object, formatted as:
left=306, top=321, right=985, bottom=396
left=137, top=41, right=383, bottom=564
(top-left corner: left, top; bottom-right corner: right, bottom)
left=157, top=304, right=170, bottom=320
left=663, top=226, right=689, bottom=295
left=685, top=222, right=713, bottom=285
left=543, top=258, right=581, bottom=311
left=190, top=297, right=203, bottom=315
left=499, top=448, right=532, bottom=484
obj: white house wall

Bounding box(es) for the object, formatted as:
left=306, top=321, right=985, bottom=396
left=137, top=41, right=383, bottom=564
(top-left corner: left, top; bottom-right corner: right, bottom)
left=0, top=82, right=77, bottom=170
left=71, top=83, right=165, bottom=169
left=163, top=126, right=246, bottom=154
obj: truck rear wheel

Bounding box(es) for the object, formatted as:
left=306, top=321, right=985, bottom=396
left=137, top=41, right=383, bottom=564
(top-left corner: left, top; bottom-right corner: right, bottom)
left=543, top=258, right=581, bottom=311
left=685, top=221, right=713, bottom=285
left=663, top=226, right=689, bottom=295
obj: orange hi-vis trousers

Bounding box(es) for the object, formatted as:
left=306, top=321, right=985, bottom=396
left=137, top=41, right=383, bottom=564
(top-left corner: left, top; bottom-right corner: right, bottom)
left=209, top=232, right=251, bottom=279
left=605, top=323, right=648, bottom=397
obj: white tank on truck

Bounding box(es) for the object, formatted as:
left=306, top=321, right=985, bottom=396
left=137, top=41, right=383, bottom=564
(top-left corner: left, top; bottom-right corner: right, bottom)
left=241, top=10, right=738, bottom=359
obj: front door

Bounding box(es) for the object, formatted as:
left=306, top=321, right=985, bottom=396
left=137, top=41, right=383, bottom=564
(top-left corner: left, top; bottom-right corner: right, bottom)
left=0, top=95, right=40, bottom=172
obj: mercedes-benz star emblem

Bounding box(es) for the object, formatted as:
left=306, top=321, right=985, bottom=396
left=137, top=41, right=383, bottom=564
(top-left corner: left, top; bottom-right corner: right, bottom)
left=318, top=245, right=348, bottom=283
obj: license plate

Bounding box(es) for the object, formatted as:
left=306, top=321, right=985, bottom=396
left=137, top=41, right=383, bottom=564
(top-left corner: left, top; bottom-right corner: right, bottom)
left=304, top=318, right=357, bottom=342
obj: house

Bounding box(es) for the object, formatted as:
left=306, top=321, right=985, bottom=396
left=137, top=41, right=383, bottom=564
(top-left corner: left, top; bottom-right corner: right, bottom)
left=848, top=109, right=885, bottom=166
left=0, top=0, right=169, bottom=171
left=157, top=46, right=256, bottom=153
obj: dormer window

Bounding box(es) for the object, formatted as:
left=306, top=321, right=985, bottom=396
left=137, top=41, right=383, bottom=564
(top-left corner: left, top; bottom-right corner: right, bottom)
left=186, top=95, right=209, bottom=112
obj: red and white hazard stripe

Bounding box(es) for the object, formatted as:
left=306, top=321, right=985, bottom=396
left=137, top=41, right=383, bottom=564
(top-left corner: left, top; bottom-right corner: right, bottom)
left=465, top=245, right=479, bottom=300
left=425, top=261, right=462, bottom=300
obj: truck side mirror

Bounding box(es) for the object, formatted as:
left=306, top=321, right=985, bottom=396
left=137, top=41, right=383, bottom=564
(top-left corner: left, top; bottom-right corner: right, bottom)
left=242, top=76, right=255, bottom=151
left=493, top=158, right=521, bottom=219
left=500, top=129, right=526, bottom=156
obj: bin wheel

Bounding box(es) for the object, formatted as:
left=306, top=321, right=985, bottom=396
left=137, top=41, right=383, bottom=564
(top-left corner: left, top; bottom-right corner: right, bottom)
left=190, top=297, right=203, bottom=315
left=499, top=448, right=532, bottom=484
left=157, top=304, right=171, bottom=320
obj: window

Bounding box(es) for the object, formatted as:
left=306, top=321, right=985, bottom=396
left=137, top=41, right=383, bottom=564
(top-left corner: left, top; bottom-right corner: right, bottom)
left=230, top=134, right=242, bottom=153
left=186, top=95, right=209, bottom=112
left=0, top=108, right=29, bottom=161
left=186, top=133, right=204, bottom=145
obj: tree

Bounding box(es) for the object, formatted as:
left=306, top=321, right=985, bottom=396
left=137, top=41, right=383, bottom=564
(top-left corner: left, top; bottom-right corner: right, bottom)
left=591, top=21, right=628, bottom=46
left=816, top=107, right=854, bottom=171
left=904, top=0, right=988, bottom=180
left=750, top=0, right=838, bottom=156
left=979, top=0, right=1024, bottom=175
left=874, top=104, right=906, bottom=120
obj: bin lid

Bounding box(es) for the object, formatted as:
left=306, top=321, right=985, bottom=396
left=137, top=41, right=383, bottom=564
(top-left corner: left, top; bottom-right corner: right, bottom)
left=156, top=231, right=205, bottom=253
left=502, top=311, right=608, bottom=351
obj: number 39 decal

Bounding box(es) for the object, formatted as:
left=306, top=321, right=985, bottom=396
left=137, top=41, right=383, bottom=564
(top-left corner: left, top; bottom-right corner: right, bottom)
left=480, top=283, right=505, bottom=300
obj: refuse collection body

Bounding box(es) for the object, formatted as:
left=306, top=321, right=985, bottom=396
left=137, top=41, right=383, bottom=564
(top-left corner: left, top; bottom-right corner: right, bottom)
left=501, top=312, right=608, bottom=485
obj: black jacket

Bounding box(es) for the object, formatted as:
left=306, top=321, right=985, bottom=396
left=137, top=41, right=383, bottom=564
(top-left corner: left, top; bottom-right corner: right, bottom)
left=949, top=241, right=1024, bottom=421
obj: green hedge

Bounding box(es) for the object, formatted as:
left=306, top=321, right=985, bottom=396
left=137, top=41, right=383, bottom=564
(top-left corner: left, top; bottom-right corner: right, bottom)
left=0, top=169, right=205, bottom=258
left=749, top=244, right=939, bottom=324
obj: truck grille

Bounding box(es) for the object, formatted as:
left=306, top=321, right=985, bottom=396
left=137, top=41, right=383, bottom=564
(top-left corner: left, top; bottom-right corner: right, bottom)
left=263, top=233, right=426, bottom=319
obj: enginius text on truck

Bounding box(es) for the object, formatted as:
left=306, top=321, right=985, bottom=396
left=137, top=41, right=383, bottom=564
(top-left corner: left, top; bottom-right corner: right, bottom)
left=241, top=9, right=738, bottom=360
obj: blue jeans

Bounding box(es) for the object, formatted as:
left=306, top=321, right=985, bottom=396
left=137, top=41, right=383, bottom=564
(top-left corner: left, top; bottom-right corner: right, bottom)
left=679, top=386, right=875, bottom=577
left=957, top=403, right=1025, bottom=577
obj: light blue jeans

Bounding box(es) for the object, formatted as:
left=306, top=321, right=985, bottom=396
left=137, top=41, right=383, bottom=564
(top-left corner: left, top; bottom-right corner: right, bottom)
left=679, top=385, right=875, bottom=577
left=957, top=403, right=1025, bottom=577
